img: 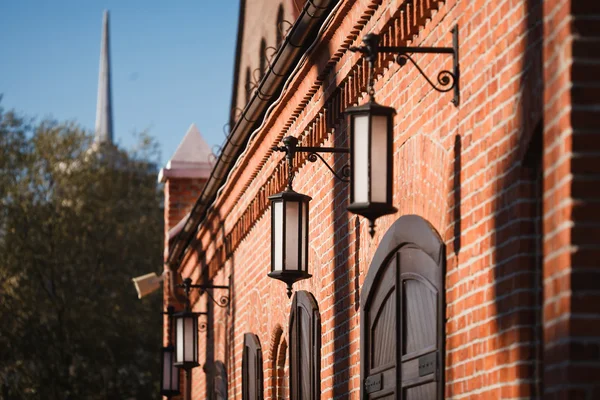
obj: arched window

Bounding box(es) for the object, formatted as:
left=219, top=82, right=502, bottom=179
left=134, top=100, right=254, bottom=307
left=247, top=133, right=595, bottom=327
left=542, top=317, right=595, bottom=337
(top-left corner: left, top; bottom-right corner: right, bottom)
left=242, top=333, right=263, bottom=400
left=360, top=215, right=445, bottom=399
left=276, top=4, right=284, bottom=47
left=289, top=290, right=321, bottom=400
left=245, top=67, right=251, bottom=104
left=259, top=38, right=267, bottom=80
left=213, top=360, right=227, bottom=400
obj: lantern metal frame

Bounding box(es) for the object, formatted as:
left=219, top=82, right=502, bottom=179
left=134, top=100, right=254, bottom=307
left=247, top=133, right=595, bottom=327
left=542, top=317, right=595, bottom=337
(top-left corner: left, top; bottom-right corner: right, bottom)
left=160, top=345, right=181, bottom=398
left=268, top=188, right=312, bottom=298
left=160, top=306, right=181, bottom=398
left=270, top=136, right=344, bottom=297
left=344, top=99, right=397, bottom=236
left=173, top=308, right=202, bottom=369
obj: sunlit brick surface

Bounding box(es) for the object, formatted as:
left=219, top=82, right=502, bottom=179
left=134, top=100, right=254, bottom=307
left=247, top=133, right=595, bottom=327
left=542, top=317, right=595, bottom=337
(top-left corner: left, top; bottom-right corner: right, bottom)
left=163, top=0, right=600, bottom=398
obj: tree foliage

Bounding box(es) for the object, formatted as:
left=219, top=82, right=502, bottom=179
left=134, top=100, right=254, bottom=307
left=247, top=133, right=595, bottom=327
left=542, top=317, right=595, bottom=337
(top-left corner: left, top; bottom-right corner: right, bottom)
left=0, top=106, right=164, bottom=399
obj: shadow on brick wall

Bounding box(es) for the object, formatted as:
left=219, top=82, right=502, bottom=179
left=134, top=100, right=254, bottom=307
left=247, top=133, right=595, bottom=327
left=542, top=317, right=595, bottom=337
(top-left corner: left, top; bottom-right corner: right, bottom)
left=331, top=84, right=354, bottom=399
left=192, top=213, right=234, bottom=400
left=489, top=0, right=544, bottom=398
left=453, top=134, right=461, bottom=256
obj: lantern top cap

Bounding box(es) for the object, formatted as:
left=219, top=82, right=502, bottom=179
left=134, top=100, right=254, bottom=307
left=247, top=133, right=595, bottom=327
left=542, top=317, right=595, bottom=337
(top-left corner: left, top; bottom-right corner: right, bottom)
left=344, top=99, right=396, bottom=116
left=268, top=187, right=312, bottom=202
left=173, top=309, right=202, bottom=318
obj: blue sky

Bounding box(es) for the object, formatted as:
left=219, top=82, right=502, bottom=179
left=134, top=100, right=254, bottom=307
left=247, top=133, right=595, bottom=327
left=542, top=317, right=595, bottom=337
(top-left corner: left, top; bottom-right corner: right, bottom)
left=0, top=1, right=239, bottom=165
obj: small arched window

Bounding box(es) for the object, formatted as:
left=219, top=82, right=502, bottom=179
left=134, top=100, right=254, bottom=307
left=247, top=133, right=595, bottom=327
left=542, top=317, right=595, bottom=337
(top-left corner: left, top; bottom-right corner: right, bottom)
left=213, top=360, right=228, bottom=400
left=259, top=38, right=267, bottom=80
left=242, top=333, right=263, bottom=400
left=276, top=4, right=285, bottom=47
left=289, top=291, right=321, bottom=400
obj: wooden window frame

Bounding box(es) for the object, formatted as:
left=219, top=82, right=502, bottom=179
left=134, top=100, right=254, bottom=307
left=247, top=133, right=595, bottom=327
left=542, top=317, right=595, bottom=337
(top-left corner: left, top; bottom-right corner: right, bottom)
left=360, top=215, right=445, bottom=399
left=289, top=290, right=321, bottom=400
left=213, top=360, right=228, bottom=400
left=242, top=333, right=264, bottom=400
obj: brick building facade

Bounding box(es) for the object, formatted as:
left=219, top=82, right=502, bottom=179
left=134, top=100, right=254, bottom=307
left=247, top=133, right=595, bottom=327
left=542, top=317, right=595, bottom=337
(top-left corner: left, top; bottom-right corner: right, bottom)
left=161, top=0, right=600, bottom=399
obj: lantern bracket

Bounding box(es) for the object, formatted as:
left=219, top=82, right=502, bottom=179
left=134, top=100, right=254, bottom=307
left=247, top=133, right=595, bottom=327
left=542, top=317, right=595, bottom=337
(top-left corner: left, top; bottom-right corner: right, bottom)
left=162, top=305, right=176, bottom=316
left=349, top=25, right=460, bottom=106
left=178, top=277, right=230, bottom=309
left=272, top=136, right=350, bottom=185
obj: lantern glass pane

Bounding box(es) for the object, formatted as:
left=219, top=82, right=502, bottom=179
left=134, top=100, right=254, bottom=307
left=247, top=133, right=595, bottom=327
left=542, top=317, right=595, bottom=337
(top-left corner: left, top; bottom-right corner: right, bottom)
left=176, top=318, right=184, bottom=362
left=171, top=362, right=179, bottom=391
left=162, top=351, right=171, bottom=389
left=371, top=115, right=388, bottom=203
left=285, top=200, right=300, bottom=270
left=301, top=202, right=308, bottom=271
left=352, top=114, right=369, bottom=203
left=273, top=201, right=283, bottom=271
left=184, top=317, right=195, bottom=362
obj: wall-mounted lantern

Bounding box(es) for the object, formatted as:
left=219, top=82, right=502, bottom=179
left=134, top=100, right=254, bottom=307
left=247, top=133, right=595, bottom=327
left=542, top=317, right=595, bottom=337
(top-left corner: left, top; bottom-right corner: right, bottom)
left=345, top=100, right=397, bottom=235
left=161, top=345, right=180, bottom=397
left=268, top=27, right=460, bottom=295
left=161, top=306, right=181, bottom=398
left=173, top=277, right=230, bottom=369
left=345, top=27, right=459, bottom=233
left=173, top=308, right=201, bottom=369
left=268, top=138, right=312, bottom=298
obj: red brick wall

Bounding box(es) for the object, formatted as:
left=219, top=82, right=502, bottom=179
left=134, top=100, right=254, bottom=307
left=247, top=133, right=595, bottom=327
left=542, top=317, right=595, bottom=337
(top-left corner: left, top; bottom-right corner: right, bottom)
left=164, top=177, right=206, bottom=233
left=543, top=1, right=600, bottom=399
left=166, top=0, right=596, bottom=398
left=162, top=176, right=206, bottom=400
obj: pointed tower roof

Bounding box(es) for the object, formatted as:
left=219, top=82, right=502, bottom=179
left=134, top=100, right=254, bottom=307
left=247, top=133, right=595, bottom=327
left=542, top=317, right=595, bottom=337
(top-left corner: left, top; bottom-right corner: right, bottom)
left=158, top=124, right=214, bottom=182
left=94, top=10, right=114, bottom=144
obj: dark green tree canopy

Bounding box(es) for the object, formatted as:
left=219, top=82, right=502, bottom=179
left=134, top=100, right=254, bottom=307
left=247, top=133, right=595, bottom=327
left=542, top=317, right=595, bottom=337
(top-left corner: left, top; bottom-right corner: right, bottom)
left=0, top=106, right=164, bottom=399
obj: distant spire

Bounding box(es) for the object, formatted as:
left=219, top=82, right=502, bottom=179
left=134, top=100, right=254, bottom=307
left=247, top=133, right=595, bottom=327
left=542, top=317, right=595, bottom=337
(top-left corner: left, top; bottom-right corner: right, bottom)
left=94, top=10, right=113, bottom=144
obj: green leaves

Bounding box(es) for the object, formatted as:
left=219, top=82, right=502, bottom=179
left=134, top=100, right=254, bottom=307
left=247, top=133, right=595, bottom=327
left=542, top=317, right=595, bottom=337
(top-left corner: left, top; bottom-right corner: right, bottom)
left=0, top=108, right=163, bottom=399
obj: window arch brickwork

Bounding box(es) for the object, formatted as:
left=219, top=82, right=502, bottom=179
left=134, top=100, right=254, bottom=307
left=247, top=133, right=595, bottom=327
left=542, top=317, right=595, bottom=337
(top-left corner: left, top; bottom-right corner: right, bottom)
left=267, top=325, right=283, bottom=399
left=276, top=338, right=288, bottom=400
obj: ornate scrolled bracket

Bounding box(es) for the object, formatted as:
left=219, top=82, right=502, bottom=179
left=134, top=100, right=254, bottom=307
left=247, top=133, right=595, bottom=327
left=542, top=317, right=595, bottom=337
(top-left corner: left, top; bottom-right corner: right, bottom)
left=205, top=290, right=230, bottom=308
left=198, top=320, right=208, bottom=333
left=395, top=53, right=456, bottom=94
left=177, top=277, right=230, bottom=309
left=349, top=25, right=460, bottom=106
left=306, top=152, right=350, bottom=183
left=271, top=136, right=350, bottom=187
